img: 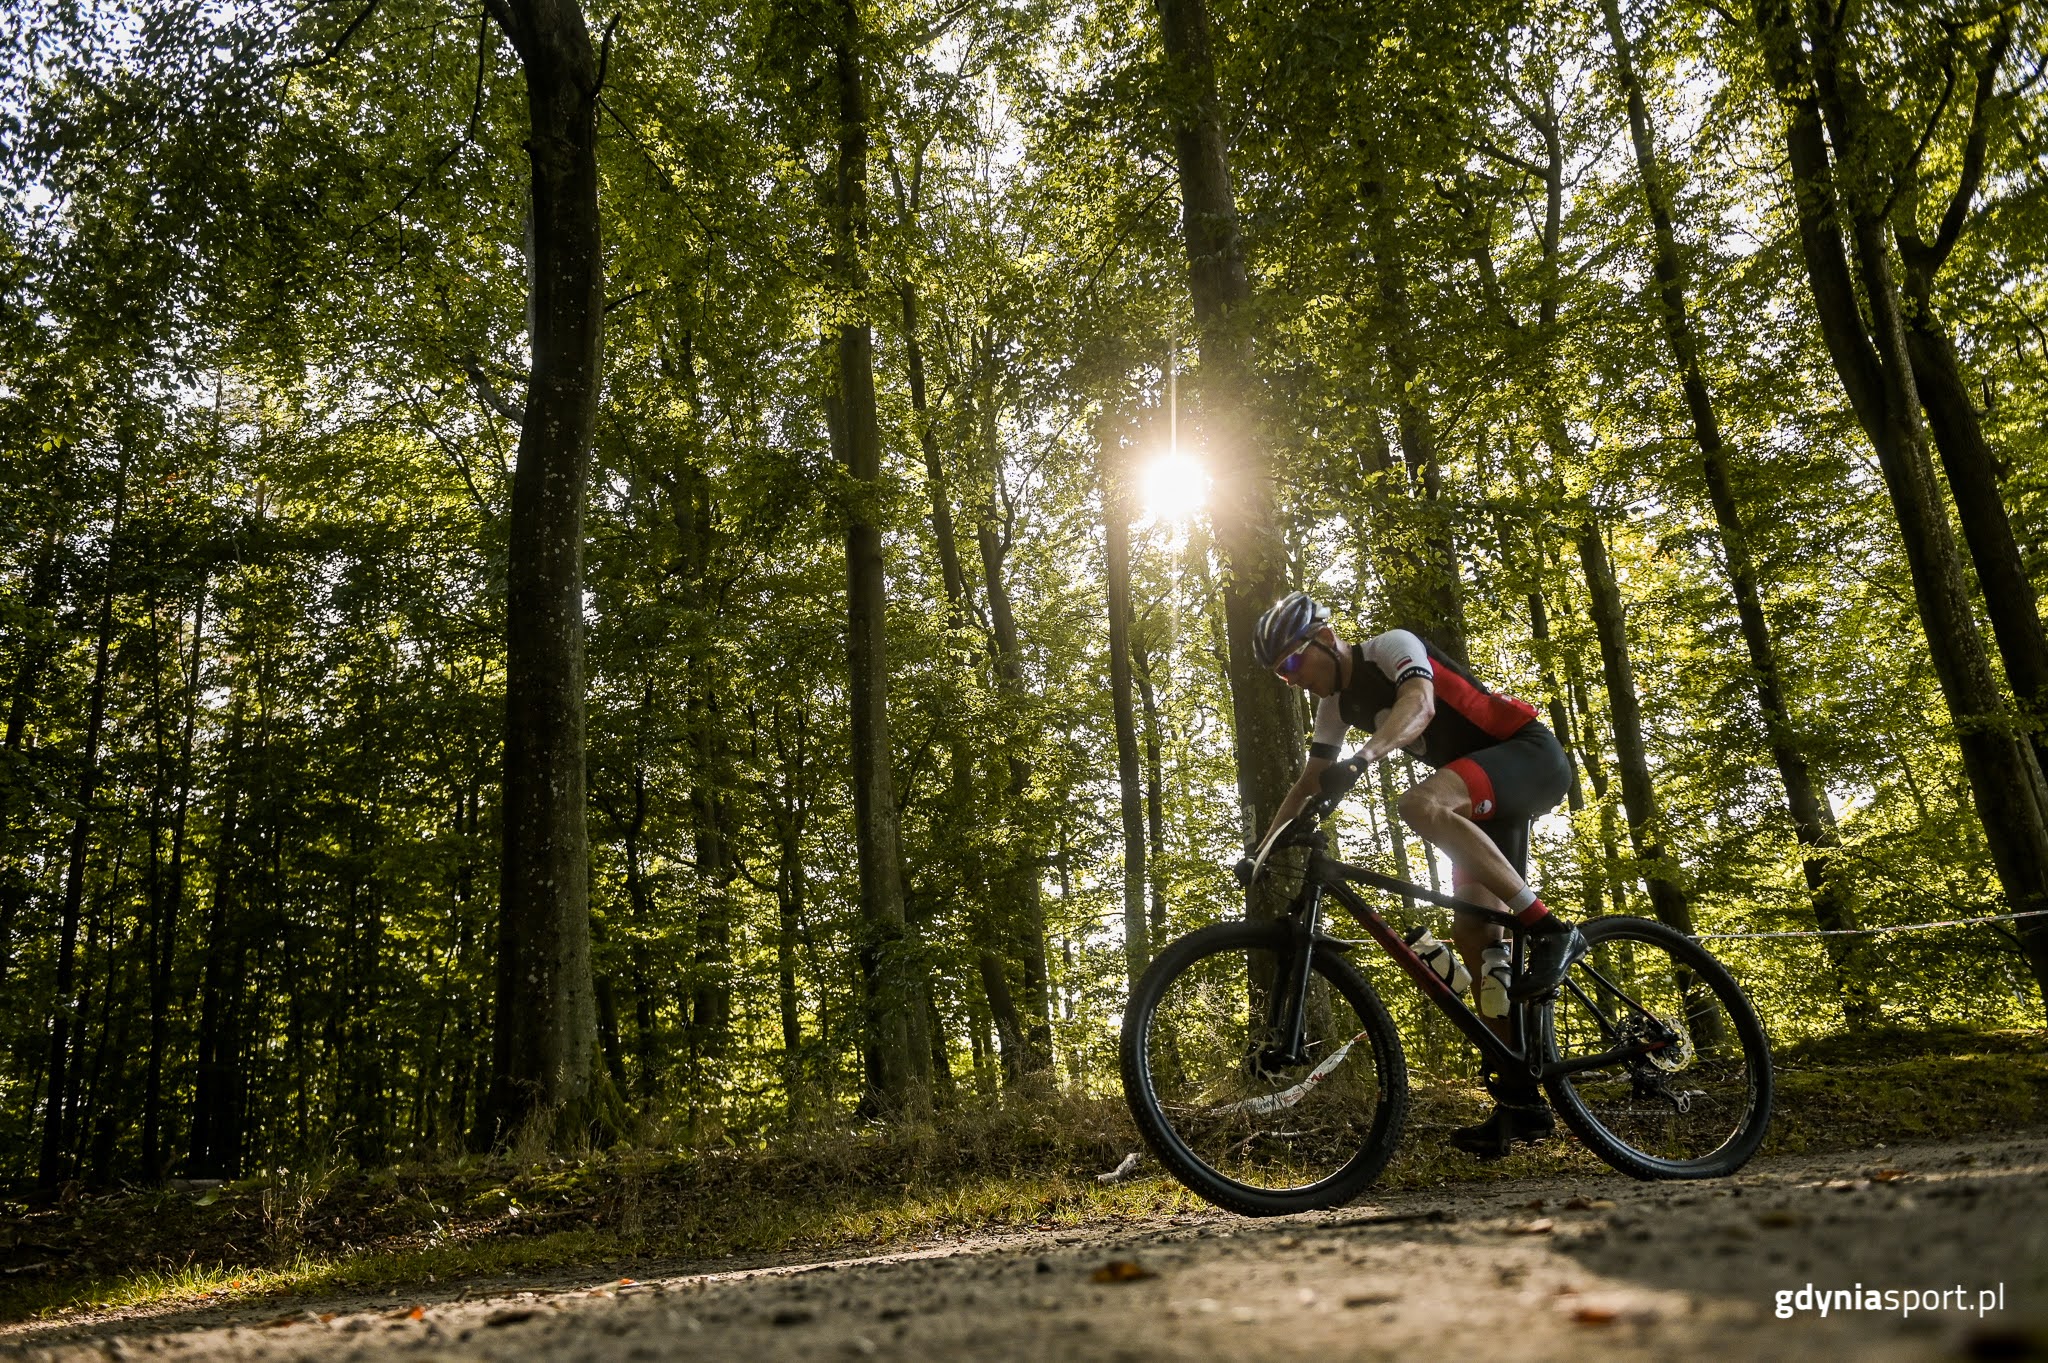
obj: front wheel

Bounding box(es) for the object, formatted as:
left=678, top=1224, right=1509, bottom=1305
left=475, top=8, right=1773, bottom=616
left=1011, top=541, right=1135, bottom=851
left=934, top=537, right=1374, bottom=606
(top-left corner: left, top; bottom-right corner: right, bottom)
left=1120, top=919, right=1409, bottom=1216
left=1537, top=915, right=1773, bottom=1180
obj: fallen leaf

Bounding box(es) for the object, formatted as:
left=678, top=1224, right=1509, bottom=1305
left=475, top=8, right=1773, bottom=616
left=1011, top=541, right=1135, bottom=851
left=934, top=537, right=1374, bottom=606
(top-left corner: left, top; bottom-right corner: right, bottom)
left=1092, top=1260, right=1157, bottom=1283
left=317, top=1314, right=335, bottom=1325
left=1870, top=1168, right=1911, bottom=1183
left=1574, top=1305, right=1620, bottom=1325
left=256, top=1316, right=300, bottom=1329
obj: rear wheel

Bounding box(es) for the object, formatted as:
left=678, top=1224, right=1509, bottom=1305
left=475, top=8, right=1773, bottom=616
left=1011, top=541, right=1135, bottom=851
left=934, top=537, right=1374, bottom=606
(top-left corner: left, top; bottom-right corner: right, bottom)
left=1120, top=919, right=1408, bottom=1216
left=1537, top=915, right=1772, bottom=1179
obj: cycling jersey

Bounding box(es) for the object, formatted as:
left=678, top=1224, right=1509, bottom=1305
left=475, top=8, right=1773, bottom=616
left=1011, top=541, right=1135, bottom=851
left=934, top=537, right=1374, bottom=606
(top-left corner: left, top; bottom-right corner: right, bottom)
left=1307, top=630, right=1539, bottom=769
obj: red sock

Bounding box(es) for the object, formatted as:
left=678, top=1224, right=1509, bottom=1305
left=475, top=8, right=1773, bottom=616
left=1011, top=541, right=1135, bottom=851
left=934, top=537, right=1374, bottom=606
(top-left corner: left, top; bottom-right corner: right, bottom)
left=1515, top=897, right=1553, bottom=927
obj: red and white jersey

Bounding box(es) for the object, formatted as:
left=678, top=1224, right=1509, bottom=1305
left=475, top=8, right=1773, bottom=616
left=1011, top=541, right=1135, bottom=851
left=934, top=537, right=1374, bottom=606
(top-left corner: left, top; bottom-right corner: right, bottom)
left=1310, top=629, right=1538, bottom=769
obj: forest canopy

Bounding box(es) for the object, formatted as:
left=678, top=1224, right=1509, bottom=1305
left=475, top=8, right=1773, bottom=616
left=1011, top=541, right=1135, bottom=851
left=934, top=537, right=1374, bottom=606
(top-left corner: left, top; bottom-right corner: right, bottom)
left=2, top=0, right=2046, bottom=1186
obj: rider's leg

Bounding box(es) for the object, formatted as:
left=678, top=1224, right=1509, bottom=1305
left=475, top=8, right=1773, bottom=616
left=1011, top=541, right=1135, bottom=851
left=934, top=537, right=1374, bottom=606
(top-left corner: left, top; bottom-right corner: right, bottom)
left=1448, top=893, right=1510, bottom=1045
left=1400, top=759, right=1581, bottom=999
left=1396, top=769, right=1529, bottom=905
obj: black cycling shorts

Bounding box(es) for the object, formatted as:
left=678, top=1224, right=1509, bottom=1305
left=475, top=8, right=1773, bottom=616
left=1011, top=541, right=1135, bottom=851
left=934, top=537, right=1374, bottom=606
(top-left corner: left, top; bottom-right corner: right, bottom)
left=1441, top=720, right=1571, bottom=888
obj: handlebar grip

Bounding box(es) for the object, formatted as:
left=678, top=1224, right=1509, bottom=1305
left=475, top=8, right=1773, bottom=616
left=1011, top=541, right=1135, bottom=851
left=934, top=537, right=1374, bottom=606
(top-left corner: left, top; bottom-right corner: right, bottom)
left=1317, top=755, right=1366, bottom=800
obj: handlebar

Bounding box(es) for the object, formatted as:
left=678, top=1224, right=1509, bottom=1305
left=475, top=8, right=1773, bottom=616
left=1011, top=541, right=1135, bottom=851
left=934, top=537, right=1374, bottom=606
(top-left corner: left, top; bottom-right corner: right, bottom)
left=1238, top=751, right=1373, bottom=886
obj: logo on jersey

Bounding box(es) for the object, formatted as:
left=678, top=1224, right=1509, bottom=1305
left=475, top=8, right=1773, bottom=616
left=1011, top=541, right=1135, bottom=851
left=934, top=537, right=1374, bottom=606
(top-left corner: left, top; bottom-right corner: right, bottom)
left=1474, top=798, right=1494, bottom=816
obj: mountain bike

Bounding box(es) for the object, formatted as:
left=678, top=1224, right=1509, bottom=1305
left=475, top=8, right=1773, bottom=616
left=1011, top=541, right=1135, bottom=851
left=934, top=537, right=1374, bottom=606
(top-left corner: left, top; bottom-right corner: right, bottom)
left=1118, top=760, right=1774, bottom=1216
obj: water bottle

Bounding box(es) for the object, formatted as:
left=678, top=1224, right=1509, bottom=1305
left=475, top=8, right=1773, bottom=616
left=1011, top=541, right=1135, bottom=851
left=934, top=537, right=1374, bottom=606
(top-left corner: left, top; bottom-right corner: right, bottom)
left=1404, top=925, right=1470, bottom=994
left=1479, top=943, right=1513, bottom=1018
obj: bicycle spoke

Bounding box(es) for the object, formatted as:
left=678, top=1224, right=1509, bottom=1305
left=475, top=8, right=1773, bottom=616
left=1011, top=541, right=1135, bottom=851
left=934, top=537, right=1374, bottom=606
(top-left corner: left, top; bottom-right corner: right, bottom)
left=1540, top=918, right=1771, bottom=1177
left=1133, top=932, right=1398, bottom=1201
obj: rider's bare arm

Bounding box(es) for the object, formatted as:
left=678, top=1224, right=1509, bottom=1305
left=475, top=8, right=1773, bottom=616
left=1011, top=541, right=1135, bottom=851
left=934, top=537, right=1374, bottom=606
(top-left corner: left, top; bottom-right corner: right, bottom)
left=1253, top=676, right=1438, bottom=853
left=1259, top=756, right=1334, bottom=850
left=1360, top=677, right=1435, bottom=760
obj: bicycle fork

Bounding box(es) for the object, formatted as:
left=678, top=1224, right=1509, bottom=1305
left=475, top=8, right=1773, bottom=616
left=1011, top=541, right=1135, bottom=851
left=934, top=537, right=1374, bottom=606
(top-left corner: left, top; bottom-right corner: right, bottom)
left=1254, top=886, right=1326, bottom=1072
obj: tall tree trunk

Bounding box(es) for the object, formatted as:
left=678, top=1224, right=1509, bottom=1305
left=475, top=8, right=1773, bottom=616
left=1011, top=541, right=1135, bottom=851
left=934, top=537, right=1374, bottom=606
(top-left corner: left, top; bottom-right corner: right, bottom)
left=1152, top=0, right=1300, bottom=886
left=1487, top=459, right=1602, bottom=921
left=1376, top=758, right=1416, bottom=916
left=1131, top=639, right=1170, bottom=941
left=903, top=305, right=1027, bottom=1087
left=823, top=0, right=931, bottom=1117
left=1604, top=0, right=1873, bottom=1024
left=1361, top=167, right=1468, bottom=661
left=189, top=706, right=244, bottom=1178
left=1, top=522, right=62, bottom=988
left=37, top=460, right=127, bottom=1190
left=1577, top=518, right=1696, bottom=936
left=481, top=0, right=605, bottom=1144
left=1100, top=409, right=1149, bottom=985
left=622, top=753, right=658, bottom=1100
left=1755, top=0, right=2048, bottom=1014
left=670, top=338, right=734, bottom=1068
left=771, top=700, right=809, bottom=1117
left=1889, top=16, right=2046, bottom=773
left=973, top=384, right=1054, bottom=1078
left=902, top=281, right=973, bottom=619
left=447, top=784, right=481, bottom=1140
left=1904, top=315, right=2048, bottom=774
left=143, top=583, right=206, bottom=1177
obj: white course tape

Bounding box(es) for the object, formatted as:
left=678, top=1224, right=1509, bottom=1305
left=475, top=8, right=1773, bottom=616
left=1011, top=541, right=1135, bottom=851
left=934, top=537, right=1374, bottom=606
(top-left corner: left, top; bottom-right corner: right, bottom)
left=1206, top=1029, right=1372, bottom=1117
left=1693, top=908, right=2048, bottom=940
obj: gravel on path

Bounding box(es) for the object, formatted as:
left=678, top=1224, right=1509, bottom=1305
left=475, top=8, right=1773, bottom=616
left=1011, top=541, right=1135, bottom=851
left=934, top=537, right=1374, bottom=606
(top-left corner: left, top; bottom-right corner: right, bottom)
left=6, top=1133, right=2044, bottom=1362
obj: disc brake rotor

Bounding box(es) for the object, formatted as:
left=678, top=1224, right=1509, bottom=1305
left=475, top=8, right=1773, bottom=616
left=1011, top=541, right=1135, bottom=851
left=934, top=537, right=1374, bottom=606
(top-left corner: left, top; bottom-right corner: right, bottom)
left=1645, top=1014, right=1696, bottom=1072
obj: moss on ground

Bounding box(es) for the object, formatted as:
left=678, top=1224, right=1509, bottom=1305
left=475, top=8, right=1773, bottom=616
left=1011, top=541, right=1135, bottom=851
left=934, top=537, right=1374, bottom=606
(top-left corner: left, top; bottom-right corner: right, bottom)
left=3, top=1025, right=2041, bottom=1323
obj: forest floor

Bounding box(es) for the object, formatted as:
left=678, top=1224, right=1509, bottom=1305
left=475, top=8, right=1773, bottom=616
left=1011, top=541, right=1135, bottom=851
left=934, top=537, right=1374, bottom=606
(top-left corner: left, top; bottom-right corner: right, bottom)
left=2, top=1026, right=2045, bottom=1359
left=1, top=1132, right=2044, bottom=1362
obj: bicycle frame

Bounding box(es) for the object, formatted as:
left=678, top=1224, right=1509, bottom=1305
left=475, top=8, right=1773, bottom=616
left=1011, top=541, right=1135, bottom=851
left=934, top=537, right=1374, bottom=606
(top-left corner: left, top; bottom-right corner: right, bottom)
left=1263, top=831, right=1661, bottom=1087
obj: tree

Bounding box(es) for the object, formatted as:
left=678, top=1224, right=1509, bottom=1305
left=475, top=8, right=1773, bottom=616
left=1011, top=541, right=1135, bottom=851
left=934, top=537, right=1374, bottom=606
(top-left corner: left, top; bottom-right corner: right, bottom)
left=819, top=0, right=933, bottom=1117
left=1753, top=0, right=2048, bottom=1014
left=1151, top=0, right=1300, bottom=877
left=479, top=0, right=608, bottom=1144
left=1602, top=0, right=1873, bottom=1023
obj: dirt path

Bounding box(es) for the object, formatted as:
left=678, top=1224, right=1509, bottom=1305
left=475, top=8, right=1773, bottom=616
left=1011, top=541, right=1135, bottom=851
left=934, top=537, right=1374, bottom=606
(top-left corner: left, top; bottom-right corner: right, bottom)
left=7, top=1134, right=2045, bottom=1362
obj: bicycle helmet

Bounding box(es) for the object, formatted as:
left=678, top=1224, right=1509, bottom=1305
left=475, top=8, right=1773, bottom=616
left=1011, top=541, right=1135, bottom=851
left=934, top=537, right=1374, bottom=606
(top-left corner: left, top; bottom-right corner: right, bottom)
left=1253, top=591, right=1330, bottom=669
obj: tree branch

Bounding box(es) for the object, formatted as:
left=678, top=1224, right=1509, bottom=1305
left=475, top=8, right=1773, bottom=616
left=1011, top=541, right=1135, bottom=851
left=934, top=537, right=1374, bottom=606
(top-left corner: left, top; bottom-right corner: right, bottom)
left=1929, top=10, right=2018, bottom=265
left=1470, top=135, right=1547, bottom=180
left=458, top=353, right=527, bottom=424
left=465, top=7, right=491, bottom=143
left=593, top=11, right=621, bottom=95
left=284, top=0, right=385, bottom=70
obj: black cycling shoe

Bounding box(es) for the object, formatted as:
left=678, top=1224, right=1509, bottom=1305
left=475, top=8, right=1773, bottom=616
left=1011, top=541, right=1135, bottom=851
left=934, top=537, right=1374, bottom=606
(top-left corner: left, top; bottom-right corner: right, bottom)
left=1508, top=923, right=1588, bottom=1001
left=1448, top=1101, right=1555, bottom=1160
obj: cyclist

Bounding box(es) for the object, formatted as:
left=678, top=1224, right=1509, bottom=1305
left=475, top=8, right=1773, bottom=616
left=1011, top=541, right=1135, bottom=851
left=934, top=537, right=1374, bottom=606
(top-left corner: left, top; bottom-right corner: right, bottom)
left=1249, top=591, right=1581, bottom=1158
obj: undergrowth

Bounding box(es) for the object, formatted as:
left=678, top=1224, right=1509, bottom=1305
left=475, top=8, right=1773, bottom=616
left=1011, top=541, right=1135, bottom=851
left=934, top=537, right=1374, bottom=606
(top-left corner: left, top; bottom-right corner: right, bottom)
left=3, top=1024, right=2041, bottom=1324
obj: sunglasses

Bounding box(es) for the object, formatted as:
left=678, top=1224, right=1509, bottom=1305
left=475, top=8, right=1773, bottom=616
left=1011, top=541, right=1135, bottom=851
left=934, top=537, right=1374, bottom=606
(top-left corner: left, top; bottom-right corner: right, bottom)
left=1275, top=642, right=1314, bottom=676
